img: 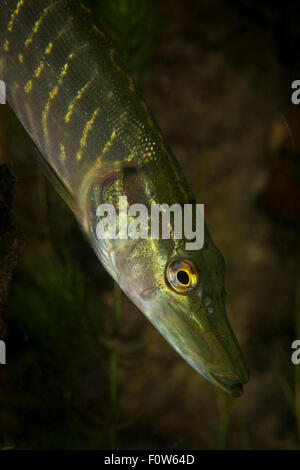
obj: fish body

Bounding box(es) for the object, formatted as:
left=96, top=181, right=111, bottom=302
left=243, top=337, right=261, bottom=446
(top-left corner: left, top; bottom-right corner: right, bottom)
left=0, top=0, right=249, bottom=396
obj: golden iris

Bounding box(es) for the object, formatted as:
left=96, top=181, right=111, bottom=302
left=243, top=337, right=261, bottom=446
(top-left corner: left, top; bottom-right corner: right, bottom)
left=165, top=258, right=198, bottom=294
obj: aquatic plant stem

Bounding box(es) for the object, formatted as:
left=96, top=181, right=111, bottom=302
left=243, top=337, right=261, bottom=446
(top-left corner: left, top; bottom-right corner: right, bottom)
left=109, top=282, right=122, bottom=449
left=295, top=237, right=300, bottom=443
left=215, top=390, right=231, bottom=449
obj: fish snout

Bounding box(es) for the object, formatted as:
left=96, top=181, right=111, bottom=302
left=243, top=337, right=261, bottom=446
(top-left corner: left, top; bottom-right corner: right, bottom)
left=200, top=315, right=249, bottom=397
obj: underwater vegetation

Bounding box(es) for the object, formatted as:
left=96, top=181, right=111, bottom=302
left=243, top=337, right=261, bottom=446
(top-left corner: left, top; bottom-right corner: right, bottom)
left=0, top=0, right=299, bottom=449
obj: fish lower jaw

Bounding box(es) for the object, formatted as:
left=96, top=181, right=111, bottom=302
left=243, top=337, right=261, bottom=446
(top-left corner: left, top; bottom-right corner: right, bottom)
left=205, top=370, right=245, bottom=397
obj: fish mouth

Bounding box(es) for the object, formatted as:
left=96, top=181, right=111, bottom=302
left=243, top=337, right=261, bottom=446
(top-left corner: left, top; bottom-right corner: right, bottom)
left=204, top=370, right=246, bottom=397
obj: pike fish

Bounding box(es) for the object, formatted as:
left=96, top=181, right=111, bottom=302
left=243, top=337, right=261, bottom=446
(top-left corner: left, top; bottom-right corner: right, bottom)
left=0, top=0, right=249, bottom=396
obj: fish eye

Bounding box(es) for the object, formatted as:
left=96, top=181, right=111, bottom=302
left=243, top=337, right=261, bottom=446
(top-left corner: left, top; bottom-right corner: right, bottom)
left=165, top=258, right=198, bottom=294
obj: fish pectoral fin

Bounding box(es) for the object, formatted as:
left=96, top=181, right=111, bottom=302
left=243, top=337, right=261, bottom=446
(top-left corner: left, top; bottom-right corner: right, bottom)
left=33, top=148, right=78, bottom=215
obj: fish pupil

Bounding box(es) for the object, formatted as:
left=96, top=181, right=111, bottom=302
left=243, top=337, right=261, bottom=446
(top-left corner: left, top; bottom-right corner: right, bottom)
left=177, top=270, right=189, bottom=285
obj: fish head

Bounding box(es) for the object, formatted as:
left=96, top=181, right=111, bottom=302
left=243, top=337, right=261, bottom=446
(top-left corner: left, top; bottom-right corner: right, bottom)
left=118, top=220, right=249, bottom=397
left=114, top=226, right=249, bottom=397
left=83, top=172, right=249, bottom=397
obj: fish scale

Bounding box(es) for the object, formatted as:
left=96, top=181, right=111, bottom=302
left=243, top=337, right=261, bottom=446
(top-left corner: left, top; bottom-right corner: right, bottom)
left=1, top=1, right=175, bottom=191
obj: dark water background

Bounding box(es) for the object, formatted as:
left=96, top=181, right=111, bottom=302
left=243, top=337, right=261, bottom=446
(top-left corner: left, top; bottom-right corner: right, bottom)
left=0, top=0, right=299, bottom=449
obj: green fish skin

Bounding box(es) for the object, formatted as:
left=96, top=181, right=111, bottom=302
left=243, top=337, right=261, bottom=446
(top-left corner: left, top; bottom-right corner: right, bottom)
left=0, top=0, right=249, bottom=396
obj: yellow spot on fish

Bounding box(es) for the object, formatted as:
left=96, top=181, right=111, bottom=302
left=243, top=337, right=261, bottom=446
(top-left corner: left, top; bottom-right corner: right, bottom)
left=23, top=22, right=71, bottom=95
left=7, top=0, right=24, bottom=32
left=45, top=41, right=54, bottom=55
left=24, top=0, right=62, bottom=48
left=24, top=60, right=45, bottom=93
left=24, top=80, right=33, bottom=93
left=65, top=68, right=98, bottom=123
left=42, top=43, right=88, bottom=147
left=102, top=129, right=117, bottom=157
left=42, top=55, right=74, bottom=146
left=55, top=58, right=70, bottom=84
left=60, top=144, right=66, bottom=161
left=42, top=84, right=59, bottom=140
left=18, top=53, right=24, bottom=63
left=3, top=40, right=9, bottom=52
left=34, top=61, right=45, bottom=78
left=44, top=17, right=73, bottom=57
left=76, top=107, right=101, bottom=161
